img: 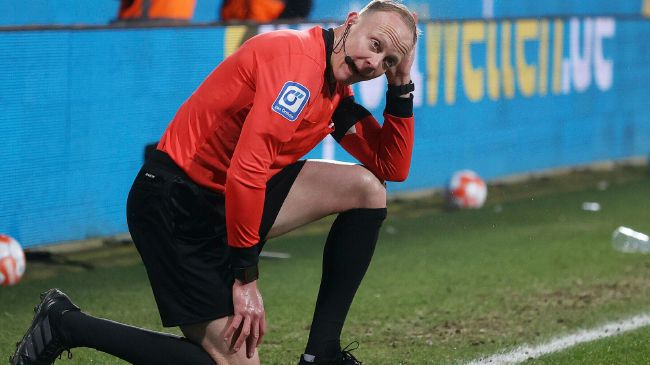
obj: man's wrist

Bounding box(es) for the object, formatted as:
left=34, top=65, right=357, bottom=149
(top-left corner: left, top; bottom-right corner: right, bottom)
left=235, top=278, right=258, bottom=286
left=388, top=76, right=412, bottom=86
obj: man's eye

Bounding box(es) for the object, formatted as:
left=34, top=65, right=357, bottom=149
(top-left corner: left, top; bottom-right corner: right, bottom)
left=371, top=40, right=379, bottom=50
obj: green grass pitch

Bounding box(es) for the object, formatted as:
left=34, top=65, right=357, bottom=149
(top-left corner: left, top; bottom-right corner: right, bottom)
left=2, top=164, right=649, bottom=364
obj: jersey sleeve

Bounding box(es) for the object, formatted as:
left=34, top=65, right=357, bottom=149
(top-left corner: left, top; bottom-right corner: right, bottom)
left=226, top=53, right=322, bottom=270
left=336, top=93, right=415, bottom=182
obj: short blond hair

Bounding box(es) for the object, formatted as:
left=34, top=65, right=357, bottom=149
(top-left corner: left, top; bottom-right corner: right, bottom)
left=359, top=0, right=419, bottom=44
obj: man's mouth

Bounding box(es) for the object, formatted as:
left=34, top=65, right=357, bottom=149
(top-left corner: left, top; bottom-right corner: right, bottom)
left=345, top=57, right=360, bottom=76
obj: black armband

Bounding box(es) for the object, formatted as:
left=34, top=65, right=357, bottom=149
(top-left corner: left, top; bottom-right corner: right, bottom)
left=331, top=96, right=371, bottom=142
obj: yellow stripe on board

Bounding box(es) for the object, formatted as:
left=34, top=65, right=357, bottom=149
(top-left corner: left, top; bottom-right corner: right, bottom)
left=444, top=22, right=459, bottom=105
left=539, top=20, right=549, bottom=96
left=224, top=26, right=248, bottom=57
left=426, top=23, right=442, bottom=106
left=487, top=22, right=500, bottom=101
left=552, top=19, right=564, bottom=94
left=462, top=21, right=485, bottom=102
left=501, top=21, right=515, bottom=99
left=515, top=19, right=538, bottom=97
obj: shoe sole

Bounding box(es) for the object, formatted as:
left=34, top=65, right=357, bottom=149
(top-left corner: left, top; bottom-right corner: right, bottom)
left=9, top=289, right=64, bottom=365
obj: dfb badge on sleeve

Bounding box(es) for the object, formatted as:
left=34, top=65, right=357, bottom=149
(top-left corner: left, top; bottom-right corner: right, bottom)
left=272, top=81, right=310, bottom=122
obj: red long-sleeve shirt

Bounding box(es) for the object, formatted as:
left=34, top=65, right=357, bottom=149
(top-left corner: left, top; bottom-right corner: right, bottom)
left=158, top=26, right=414, bottom=264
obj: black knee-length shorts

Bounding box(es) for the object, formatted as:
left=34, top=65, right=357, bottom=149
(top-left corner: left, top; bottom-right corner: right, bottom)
left=127, top=150, right=304, bottom=327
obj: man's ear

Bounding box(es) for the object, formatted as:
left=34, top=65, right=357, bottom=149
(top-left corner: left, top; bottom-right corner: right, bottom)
left=345, top=12, right=359, bottom=26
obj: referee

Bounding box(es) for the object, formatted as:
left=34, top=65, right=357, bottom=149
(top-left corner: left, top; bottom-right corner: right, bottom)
left=11, top=1, right=418, bottom=364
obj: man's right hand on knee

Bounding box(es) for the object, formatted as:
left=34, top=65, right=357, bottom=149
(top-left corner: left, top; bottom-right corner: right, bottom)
left=225, top=279, right=266, bottom=359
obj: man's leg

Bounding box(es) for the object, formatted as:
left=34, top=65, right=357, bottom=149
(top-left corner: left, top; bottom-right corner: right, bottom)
left=267, top=160, right=388, bottom=362
left=62, top=313, right=259, bottom=365
left=10, top=288, right=218, bottom=365
left=62, top=314, right=218, bottom=364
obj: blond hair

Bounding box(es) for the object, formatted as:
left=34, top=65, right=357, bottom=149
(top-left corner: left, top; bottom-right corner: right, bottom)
left=359, top=0, right=420, bottom=44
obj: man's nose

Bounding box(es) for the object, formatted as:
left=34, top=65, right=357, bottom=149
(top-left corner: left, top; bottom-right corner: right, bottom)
left=363, top=55, right=381, bottom=74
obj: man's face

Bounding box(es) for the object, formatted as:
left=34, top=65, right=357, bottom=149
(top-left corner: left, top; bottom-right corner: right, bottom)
left=333, top=11, right=413, bottom=85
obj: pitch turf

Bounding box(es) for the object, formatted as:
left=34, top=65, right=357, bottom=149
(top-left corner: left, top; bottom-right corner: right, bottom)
left=527, top=325, right=650, bottom=364
left=1, top=164, right=649, bottom=364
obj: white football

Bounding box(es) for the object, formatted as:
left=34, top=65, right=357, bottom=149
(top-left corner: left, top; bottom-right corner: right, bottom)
left=0, top=234, right=26, bottom=286
left=447, top=170, right=487, bottom=209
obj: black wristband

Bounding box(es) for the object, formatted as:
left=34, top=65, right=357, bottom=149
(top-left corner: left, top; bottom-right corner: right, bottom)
left=233, top=264, right=259, bottom=284
left=386, top=81, right=415, bottom=98
left=384, top=93, right=413, bottom=117
left=230, top=245, right=259, bottom=271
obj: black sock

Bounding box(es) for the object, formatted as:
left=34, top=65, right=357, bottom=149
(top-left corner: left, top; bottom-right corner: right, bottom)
left=304, top=207, right=387, bottom=360
left=60, top=311, right=215, bottom=365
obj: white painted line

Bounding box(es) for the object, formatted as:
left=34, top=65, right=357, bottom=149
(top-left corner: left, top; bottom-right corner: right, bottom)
left=259, top=251, right=291, bottom=259
left=466, top=314, right=650, bottom=365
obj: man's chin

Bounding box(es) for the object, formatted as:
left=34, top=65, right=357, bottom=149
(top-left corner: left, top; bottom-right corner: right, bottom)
left=343, top=75, right=378, bottom=85
left=335, top=70, right=375, bottom=85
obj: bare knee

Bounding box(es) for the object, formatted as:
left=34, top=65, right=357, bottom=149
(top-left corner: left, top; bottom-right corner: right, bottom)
left=181, top=323, right=224, bottom=363
left=181, top=320, right=259, bottom=365
left=353, top=167, right=387, bottom=209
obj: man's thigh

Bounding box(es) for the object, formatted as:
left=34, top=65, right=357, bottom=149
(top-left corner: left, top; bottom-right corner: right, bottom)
left=267, top=160, right=386, bottom=239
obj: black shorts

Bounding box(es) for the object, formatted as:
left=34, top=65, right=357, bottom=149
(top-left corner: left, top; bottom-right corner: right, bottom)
left=126, top=150, right=304, bottom=327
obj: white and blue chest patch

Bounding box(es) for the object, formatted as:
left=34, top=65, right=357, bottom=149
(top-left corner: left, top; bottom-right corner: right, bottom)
left=272, top=81, right=310, bottom=122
